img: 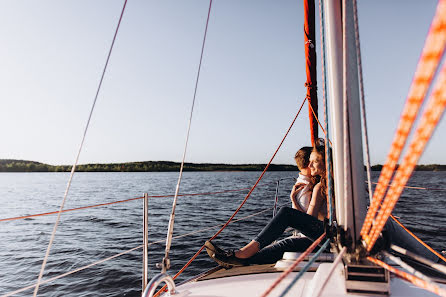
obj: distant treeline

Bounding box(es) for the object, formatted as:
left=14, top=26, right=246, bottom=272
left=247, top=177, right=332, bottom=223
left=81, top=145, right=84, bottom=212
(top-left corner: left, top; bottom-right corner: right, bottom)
left=0, top=159, right=297, bottom=172
left=0, top=159, right=445, bottom=172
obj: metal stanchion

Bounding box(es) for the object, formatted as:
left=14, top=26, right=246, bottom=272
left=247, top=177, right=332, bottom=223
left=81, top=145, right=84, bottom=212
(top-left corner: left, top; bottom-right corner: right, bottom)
left=142, top=193, right=149, bottom=292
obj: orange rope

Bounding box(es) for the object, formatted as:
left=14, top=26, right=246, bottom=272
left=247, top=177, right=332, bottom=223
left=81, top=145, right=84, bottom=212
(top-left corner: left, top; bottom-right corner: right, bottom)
left=367, top=256, right=446, bottom=297
left=361, top=0, right=446, bottom=239
left=155, top=98, right=307, bottom=297
left=390, top=214, right=446, bottom=263
left=0, top=188, right=250, bottom=223
left=370, top=181, right=446, bottom=191
left=366, top=60, right=446, bottom=250
left=307, top=97, right=332, bottom=146
left=260, top=233, right=326, bottom=297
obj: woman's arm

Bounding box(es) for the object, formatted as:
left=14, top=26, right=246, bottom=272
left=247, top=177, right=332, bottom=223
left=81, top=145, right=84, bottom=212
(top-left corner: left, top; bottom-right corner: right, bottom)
left=307, top=183, right=324, bottom=218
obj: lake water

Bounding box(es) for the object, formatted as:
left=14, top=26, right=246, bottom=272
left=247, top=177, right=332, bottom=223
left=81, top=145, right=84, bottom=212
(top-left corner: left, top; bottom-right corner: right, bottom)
left=0, top=171, right=445, bottom=297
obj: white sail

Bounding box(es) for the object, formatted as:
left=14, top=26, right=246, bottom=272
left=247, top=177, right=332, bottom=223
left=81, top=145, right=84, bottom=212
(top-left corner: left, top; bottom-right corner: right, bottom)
left=324, top=0, right=367, bottom=247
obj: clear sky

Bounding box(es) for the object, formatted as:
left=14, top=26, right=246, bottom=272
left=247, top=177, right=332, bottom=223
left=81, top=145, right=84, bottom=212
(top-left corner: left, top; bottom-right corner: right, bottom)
left=0, top=0, right=444, bottom=166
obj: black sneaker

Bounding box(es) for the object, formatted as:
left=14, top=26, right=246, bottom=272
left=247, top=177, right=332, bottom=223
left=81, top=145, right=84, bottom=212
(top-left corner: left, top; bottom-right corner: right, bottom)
left=205, top=240, right=227, bottom=257
left=212, top=250, right=248, bottom=268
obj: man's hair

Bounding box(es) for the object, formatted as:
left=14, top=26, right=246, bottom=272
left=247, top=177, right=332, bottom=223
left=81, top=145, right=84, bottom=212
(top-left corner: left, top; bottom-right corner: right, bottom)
left=294, top=146, right=312, bottom=170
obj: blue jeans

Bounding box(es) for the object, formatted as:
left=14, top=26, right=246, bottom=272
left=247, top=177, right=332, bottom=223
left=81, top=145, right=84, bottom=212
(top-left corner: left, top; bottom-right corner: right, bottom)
left=246, top=207, right=441, bottom=265
left=247, top=207, right=325, bottom=264
left=248, top=236, right=314, bottom=264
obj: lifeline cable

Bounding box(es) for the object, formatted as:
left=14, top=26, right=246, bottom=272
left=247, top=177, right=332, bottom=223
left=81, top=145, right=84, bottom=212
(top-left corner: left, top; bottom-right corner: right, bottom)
left=370, top=181, right=446, bottom=191
left=162, top=0, right=213, bottom=272
left=32, top=1, right=128, bottom=296
left=0, top=187, right=250, bottom=223
left=2, top=203, right=280, bottom=297
left=361, top=0, right=446, bottom=239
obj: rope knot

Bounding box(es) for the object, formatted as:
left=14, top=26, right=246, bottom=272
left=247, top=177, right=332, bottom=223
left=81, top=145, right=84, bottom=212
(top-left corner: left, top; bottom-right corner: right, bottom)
left=305, top=82, right=318, bottom=90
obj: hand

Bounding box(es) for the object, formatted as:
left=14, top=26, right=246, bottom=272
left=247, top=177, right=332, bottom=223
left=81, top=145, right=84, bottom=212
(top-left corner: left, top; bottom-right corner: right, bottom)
left=290, top=183, right=305, bottom=205
left=292, top=183, right=306, bottom=193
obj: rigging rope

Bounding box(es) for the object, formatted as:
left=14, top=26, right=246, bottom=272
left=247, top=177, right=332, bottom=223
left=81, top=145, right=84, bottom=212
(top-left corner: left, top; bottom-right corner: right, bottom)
left=361, top=0, right=446, bottom=239
left=32, top=1, right=128, bottom=296
left=0, top=188, right=250, bottom=223
left=318, top=0, right=334, bottom=225
left=352, top=0, right=373, bottom=203
left=390, top=214, right=446, bottom=263
left=370, top=181, right=446, bottom=191
left=155, top=98, right=307, bottom=297
left=163, top=0, right=213, bottom=272
left=306, top=97, right=332, bottom=146
left=260, top=233, right=326, bottom=297
left=365, top=60, right=446, bottom=250
left=367, top=256, right=446, bottom=297
left=383, top=250, right=434, bottom=283
left=314, top=247, right=347, bottom=297
left=278, top=239, right=331, bottom=297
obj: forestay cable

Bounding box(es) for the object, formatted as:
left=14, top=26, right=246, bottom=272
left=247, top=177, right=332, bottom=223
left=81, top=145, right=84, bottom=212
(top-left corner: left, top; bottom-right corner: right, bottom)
left=32, top=2, right=128, bottom=296
left=162, top=0, right=214, bottom=272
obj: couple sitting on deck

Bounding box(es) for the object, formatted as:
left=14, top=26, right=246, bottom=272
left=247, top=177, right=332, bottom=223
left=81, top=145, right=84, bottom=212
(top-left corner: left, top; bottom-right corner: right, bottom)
left=205, top=144, right=333, bottom=268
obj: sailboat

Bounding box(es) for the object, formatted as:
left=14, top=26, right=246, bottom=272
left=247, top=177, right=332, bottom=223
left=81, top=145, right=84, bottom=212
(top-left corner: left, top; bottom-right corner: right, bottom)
left=1, top=0, right=445, bottom=297
left=142, top=0, right=446, bottom=296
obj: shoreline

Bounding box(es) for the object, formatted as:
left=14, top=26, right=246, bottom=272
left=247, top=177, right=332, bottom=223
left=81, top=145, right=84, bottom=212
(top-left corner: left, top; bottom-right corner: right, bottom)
left=1, top=159, right=445, bottom=172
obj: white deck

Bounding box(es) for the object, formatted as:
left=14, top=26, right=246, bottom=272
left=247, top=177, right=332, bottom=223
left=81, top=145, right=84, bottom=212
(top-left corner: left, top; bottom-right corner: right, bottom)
left=175, top=262, right=446, bottom=297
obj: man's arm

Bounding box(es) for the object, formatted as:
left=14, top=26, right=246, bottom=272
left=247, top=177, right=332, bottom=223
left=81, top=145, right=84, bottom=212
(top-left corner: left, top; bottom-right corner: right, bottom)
left=290, top=183, right=305, bottom=212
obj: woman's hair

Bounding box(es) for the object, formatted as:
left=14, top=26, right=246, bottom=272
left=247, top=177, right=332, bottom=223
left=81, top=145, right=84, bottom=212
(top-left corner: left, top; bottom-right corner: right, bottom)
left=312, top=145, right=333, bottom=198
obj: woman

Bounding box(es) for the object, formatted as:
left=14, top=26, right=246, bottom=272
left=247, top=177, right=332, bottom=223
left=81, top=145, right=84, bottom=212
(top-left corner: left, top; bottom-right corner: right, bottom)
left=206, top=145, right=333, bottom=267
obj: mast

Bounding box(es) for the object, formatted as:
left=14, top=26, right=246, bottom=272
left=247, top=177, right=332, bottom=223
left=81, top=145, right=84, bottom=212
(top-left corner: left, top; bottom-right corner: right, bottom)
left=304, top=0, right=319, bottom=145
left=324, top=0, right=367, bottom=250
